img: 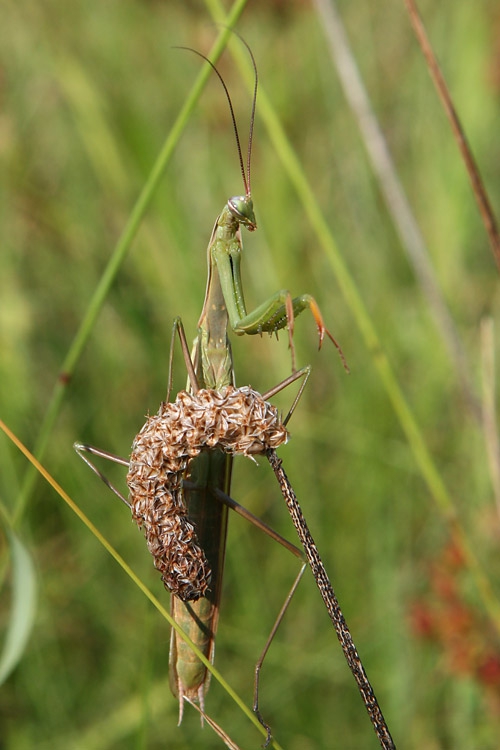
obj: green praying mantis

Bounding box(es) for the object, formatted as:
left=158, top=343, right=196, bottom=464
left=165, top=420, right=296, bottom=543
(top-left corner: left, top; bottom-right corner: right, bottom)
left=75, top=39, right=395, bottom=749
left=165, top=42, right=346, bottom=722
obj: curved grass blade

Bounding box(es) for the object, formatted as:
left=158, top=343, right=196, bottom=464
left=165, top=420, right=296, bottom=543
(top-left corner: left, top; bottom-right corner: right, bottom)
left=0, top=526, right=37, bottom=684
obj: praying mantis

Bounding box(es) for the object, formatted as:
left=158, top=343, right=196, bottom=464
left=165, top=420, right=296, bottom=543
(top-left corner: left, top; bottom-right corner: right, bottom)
left=75, top=39, right=395, bottom=748
left=163, top=44, right=345, bottom=722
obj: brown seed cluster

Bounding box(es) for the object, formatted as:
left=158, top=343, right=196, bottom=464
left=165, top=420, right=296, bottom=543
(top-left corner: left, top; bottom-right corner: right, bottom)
left=127, top=386, right=288, bottom=602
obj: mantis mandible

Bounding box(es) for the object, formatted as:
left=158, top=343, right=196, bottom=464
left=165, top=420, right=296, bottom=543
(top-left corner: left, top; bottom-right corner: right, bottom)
left=75, top=38, right=347, bottom=737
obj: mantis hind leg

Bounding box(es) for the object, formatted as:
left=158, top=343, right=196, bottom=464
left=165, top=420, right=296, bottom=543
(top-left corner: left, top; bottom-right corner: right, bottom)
left=261, top=365, right=311, bottom=426
left=73, top=443, right=130, bottom=507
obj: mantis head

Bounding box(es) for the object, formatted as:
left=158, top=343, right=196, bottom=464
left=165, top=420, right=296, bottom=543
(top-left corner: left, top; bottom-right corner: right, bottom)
left=228, top=195, right=257, bottom=232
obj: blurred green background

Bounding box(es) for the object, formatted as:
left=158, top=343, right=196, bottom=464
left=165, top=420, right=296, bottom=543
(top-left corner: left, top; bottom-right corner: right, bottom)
left=2, top=0, right=500, bottom=748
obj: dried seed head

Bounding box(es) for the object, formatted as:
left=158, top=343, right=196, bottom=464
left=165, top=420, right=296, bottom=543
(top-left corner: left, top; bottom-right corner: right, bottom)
left=127, top=386, right=288, bottom=601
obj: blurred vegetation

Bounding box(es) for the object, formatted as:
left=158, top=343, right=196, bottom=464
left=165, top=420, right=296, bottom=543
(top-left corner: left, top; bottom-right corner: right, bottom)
left=1, top=0, right=500, bottom=748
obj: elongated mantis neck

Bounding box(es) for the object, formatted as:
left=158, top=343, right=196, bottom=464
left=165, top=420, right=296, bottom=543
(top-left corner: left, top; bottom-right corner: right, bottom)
left=196, top=194, right=256, bottom=390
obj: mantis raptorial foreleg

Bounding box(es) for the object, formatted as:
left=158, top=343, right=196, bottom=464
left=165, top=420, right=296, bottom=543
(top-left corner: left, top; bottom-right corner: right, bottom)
left=198, top=196, right=348, bottom=376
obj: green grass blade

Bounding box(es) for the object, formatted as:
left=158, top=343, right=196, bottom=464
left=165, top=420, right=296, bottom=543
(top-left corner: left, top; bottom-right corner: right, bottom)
left=15, top=0, right=250, bottom=525
left=0, top=526, right=37, bottom=685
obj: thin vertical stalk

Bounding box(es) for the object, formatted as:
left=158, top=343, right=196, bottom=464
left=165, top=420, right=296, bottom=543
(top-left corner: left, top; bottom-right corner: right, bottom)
left=15, top=0, right=249, bottom=524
